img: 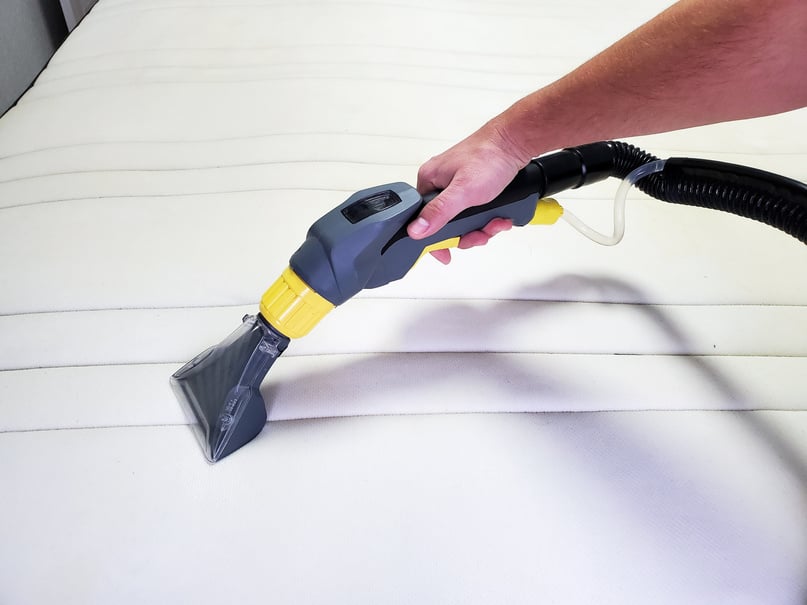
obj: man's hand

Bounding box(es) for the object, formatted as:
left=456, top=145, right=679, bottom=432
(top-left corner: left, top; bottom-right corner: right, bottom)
left=407, top=120, right=528, bottom=263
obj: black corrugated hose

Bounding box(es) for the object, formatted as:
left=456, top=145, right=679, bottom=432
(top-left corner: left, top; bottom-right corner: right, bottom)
left=605, top=140, right=807, bottom=244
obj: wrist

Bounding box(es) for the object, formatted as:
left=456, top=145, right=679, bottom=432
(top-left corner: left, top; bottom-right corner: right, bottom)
left=486, top=89, right=572, bottom=165
left=484, top=112, right=534, bottom=168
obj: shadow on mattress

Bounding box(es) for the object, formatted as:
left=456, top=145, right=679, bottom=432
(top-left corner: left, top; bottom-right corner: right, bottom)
left=258, top=274, right=807, bottom=488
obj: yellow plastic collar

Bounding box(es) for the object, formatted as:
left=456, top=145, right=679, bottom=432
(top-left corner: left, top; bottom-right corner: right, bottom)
left=259, top=267, right=335, bottom=339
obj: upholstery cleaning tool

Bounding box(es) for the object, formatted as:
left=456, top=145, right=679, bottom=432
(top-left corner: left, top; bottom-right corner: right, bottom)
left=171, top=141, right=807, bottom=462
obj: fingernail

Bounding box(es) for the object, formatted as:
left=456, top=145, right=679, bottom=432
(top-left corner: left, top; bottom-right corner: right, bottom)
left=409, top=217, right=430, bottom=237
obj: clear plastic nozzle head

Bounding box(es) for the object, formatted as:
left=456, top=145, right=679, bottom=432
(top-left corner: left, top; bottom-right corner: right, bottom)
left=170, top=314, right=290, bottom=462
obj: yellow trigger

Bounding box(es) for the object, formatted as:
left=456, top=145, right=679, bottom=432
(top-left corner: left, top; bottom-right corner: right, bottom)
left=417, top=236, right=461, bottom=262
left=529, top=197, right=564, bottom=225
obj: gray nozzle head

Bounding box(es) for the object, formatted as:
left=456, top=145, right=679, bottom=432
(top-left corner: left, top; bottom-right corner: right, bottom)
left=170, top=314, right=290, bottom=462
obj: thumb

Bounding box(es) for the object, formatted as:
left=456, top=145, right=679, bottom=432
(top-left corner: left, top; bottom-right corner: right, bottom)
left=407, top=181, right=474, bottom=240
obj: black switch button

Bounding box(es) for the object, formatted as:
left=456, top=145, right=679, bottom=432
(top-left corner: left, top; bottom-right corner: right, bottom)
left=341, top=190, right=402, bottom=223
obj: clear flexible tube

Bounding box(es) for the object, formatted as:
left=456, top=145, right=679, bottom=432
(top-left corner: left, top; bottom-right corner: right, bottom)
left=561, top=159, right=667, bottom=246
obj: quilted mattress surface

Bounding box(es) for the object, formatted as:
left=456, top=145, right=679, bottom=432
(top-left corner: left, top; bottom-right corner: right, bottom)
left=1, top=0, right=805, bottom=603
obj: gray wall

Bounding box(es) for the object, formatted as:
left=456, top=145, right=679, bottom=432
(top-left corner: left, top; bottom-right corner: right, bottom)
left=0, top=0, right=68, bottom=116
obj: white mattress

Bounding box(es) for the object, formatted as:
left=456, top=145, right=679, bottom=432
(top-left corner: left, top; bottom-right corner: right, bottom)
left=1, top=1, right=805, bottom=603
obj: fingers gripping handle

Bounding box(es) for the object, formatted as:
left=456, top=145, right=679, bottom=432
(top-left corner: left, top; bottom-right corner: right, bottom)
left=366, top=141, right=617, bottom=292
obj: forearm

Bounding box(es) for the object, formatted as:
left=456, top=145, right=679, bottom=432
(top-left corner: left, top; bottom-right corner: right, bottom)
left=495, top=0, right=807, bottom=163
